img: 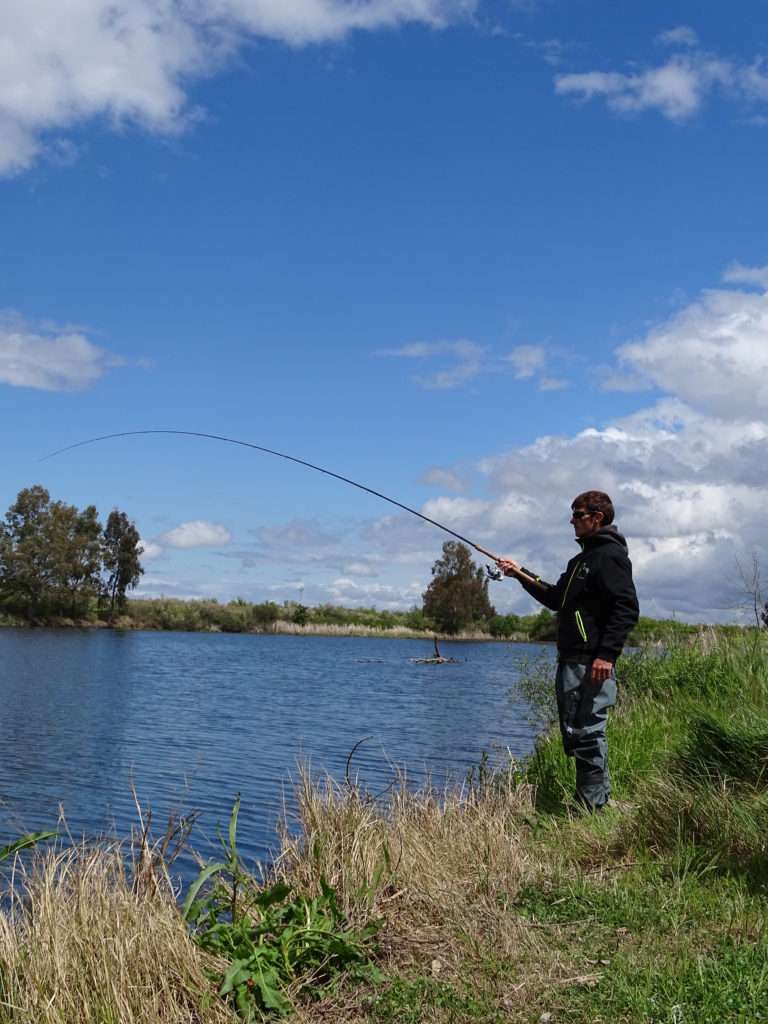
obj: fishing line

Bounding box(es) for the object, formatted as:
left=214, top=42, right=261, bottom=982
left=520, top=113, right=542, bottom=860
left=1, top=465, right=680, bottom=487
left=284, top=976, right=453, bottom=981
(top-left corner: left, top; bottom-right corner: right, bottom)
left=41, top=430, right=510, bottom=572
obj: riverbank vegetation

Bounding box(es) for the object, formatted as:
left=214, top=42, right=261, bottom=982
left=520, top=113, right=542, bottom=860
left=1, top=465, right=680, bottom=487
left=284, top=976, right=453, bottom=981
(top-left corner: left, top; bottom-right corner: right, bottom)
left=0, top=486, right=143, bottom=621
left=1, top=630, right=766, bottom=1021
left=0, top=591, right=747, bottom=646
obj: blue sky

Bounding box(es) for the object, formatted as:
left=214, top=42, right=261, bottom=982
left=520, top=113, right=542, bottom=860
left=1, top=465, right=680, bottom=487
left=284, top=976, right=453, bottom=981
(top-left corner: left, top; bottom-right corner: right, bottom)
left=2, top=0, right=768, bottom=621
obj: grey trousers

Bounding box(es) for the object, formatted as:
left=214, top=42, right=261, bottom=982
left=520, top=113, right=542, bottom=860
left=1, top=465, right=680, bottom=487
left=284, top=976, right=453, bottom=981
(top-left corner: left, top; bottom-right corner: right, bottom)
left=555, top=661, right=616, bottom=810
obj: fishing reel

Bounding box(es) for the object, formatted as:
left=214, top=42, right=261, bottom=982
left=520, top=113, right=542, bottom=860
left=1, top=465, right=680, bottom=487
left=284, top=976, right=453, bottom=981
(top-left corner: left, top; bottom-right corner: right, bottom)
left=485, top=563, right=503, bottom=581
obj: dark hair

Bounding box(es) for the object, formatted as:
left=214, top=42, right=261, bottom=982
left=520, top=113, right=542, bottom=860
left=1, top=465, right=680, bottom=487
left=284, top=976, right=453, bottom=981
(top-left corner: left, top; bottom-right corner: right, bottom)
left=571, top=490, right=614, bottom=525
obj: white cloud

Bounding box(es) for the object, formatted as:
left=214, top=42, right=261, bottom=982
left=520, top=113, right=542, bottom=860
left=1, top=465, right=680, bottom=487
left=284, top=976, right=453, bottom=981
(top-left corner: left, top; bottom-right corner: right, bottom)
left=504, top=344, right=545, bottom=379
left=421, top=495, right=490, bottom=526
left=422, top=467, right=465, bottom=492
left=555, top=57, right=727, bottom=120
left=512, top=33, right=573, bottom=68
left=159, top=520, right=232, bottom=548
left=723, top=263, right=768, bottom=289
left=0, top=0, right=477, bottom=174
left=341, top=560, right=380, bottom=577
left=0, top=313, right=122, bottom=390
left=379, top=340, right=486, bottom=389
left=538, top=376, right=568, bottom=391
left=657, top=26, right=700, bottom=49
left=613, top=268, right=768, bottom=418
left=327, top=576, right=423, bottom=609
left=382, top=339, right=571, bottom=391
left=364, top=267, right=768, bottom=621
left=555, top=46, right=768, bottom=121
left=137, top=538, right=163, bottom=560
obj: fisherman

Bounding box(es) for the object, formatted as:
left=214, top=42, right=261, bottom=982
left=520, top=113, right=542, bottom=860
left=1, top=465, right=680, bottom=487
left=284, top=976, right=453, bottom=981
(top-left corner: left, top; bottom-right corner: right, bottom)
left=497, top=491, right=639, bottom=812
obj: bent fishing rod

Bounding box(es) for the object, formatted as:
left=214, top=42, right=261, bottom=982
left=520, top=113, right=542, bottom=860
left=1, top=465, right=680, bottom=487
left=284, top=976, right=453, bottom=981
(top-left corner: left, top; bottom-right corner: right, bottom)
left=42, top=430, right=535, bottom=584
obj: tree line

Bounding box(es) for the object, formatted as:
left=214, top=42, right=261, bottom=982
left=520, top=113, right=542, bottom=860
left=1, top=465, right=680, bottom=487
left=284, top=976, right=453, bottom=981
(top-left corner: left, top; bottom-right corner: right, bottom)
left=0, top=486, right=143, bottom=621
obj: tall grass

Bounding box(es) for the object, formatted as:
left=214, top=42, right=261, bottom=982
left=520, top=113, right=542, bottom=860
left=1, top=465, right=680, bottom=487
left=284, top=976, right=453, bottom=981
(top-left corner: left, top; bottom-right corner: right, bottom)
left=275, top=764, right=538, bottom=957
left=0, top=841, right=236, bottom=1024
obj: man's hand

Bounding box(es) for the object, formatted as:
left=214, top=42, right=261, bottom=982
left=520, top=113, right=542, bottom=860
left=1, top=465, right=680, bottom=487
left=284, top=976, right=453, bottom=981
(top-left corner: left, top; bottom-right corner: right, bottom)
left=496, top=558, right=522, bottom=578
left=591, top=657, right=613, bottom=684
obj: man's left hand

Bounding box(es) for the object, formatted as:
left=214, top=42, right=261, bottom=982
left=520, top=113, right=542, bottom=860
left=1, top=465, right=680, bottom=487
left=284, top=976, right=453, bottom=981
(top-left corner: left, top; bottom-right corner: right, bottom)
left=591, top=657, right=613, bottom=684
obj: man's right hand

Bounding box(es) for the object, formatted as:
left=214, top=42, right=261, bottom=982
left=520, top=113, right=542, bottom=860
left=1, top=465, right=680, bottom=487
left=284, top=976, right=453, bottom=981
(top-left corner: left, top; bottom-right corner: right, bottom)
left=496, top=558, right=522, bottom=578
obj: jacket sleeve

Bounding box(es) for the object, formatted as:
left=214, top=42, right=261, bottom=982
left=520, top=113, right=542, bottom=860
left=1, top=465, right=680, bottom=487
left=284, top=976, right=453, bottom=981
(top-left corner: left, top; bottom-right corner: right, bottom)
left=518, top=566, right=567, bottom=612
left=595, top=551, right=639, bottom=662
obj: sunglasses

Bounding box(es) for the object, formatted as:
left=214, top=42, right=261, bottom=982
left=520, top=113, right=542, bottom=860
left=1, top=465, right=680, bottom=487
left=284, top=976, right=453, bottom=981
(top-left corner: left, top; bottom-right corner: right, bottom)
left=570, top=509, right=593, bottom=520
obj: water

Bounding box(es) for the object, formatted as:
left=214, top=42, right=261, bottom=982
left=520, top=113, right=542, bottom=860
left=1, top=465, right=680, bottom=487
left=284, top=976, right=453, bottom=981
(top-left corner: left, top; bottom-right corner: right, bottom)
left=0, top=629, right=553, bottom=879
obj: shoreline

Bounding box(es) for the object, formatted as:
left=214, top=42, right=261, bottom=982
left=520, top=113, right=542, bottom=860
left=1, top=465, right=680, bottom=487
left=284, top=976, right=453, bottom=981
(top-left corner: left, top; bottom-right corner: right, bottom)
left=0, top=616, right=537, bottom=643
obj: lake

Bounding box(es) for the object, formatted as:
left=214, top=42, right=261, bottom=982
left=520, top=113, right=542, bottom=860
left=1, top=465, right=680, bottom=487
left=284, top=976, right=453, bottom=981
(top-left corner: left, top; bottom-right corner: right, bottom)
left=0, top=629, right=553, bottom=880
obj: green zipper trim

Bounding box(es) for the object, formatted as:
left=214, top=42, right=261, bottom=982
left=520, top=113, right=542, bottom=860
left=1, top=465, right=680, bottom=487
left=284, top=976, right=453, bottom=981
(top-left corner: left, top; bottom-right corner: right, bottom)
left=575, top=609, right=588, bottom=643
left=560, top=559, right=583, bottom=610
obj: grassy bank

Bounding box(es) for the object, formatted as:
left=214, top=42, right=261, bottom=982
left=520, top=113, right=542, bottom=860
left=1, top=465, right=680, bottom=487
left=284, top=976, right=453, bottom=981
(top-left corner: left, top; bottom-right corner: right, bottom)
left=0, top=596, right=741, bottom=646
left=1, top=632, right=767, bottom=1022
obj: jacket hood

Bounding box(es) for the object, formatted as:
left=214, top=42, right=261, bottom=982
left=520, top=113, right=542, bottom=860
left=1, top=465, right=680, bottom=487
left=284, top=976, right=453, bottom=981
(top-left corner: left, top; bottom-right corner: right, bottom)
left=580, top=524, right=629, bottom=552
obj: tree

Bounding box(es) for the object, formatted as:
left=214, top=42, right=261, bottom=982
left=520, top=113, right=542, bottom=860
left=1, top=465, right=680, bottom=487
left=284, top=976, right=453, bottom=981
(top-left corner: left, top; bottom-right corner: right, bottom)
left=0, top=486, right=103, bottom=618
left=422, top=541, right=495, bottom=634
left=48, top=501, right=103, bottom=617
left=0, top=485, right=54, bottom=613
left=101, top=510, right=144, bottom=619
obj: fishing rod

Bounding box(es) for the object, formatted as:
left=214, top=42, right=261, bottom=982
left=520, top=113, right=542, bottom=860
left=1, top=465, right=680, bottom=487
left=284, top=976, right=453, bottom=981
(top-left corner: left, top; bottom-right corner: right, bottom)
left=42, top=430, right=534, bottom=584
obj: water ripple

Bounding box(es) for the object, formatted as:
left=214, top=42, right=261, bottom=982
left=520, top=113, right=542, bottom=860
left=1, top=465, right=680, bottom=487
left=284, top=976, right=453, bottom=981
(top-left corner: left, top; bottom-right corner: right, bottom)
left=0, top=630, right=553, bottom=880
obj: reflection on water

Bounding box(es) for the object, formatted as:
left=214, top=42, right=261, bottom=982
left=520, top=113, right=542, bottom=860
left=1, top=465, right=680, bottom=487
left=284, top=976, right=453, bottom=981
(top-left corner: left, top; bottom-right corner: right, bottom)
left=0, top=630, right=553, bottom=879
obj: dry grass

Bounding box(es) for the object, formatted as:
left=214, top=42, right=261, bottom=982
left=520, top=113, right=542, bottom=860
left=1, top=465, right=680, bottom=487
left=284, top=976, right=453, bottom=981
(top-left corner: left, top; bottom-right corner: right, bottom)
left=0, top=841, right=237, bottom=1024
left=274, top=765, right=542, bottom=969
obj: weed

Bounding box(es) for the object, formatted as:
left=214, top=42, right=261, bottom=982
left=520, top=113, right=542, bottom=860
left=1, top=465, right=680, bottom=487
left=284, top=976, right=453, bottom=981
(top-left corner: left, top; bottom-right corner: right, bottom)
left=184, top=798, right=382, bottom=1020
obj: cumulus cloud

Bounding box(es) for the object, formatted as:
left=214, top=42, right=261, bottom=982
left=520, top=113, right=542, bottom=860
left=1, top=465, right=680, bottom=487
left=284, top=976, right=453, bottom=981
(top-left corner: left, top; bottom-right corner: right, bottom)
left=0, top=0, right=477, bottom=174
left=0, top=313, right=123, bottom=390
left=360, top=266, right=768, bottom=620
left=612, top=267, right=768, bottom=418
left=159, top=520, right=232, bottom=548
left=467, top=271, right=768, bottom=620
left=137, top=538, right=163, bottom=560
left=555, top=38, right=768, bottom=121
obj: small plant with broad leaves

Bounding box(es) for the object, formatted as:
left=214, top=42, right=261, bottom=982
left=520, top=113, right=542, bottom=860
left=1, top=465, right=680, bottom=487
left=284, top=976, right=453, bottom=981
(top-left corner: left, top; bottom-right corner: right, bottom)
left=183, top=797, right=382, bottom=1021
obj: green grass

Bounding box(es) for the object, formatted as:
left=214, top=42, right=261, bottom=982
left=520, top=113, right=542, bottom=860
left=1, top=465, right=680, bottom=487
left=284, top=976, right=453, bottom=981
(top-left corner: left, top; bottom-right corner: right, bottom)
left=365, top=976, right=502, bottom=1024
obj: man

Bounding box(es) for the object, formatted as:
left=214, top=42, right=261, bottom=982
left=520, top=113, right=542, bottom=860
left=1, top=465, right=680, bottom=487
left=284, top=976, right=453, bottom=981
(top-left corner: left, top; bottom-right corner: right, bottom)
left=497, top=491, right=639, bottom=811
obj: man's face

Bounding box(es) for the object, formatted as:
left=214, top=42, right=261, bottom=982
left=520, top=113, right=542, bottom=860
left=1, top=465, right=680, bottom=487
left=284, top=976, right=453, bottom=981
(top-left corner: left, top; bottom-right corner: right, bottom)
left=570, top=505, right=603, bottom=541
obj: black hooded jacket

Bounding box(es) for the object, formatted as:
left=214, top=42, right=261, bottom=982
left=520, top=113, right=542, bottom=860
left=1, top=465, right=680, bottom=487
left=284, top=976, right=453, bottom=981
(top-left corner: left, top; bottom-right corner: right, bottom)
left=519, top=526, right=639, bottom=664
